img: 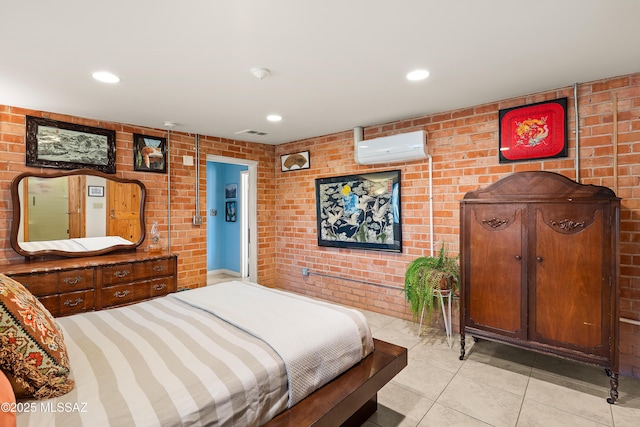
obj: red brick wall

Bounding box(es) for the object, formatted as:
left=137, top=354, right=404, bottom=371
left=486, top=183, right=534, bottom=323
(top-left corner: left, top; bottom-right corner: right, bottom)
left=0, top=107, right=277, bottom=288
left=1, top=72, right=639, bottom=377
left=274, top=73, right=640, bottom=378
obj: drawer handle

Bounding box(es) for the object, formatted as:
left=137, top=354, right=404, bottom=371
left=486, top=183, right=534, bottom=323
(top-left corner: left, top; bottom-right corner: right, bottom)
left=113, top=270, right=130, bottom=278
left=515, top=255, right=521, bottom=261
left=153, top=283, right=167, bottom=291
left=537, top=256, right=543, bottom=262
left=64, top=298, right=83, bottom=308
left=63, top=276, right=83, bottom=286
left=114, top=290, right=130, bottom=298
left=153, top=265, right=167, bottom=273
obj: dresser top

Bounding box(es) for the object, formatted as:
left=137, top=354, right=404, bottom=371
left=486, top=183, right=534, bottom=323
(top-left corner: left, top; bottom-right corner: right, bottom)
left=1, top=251, right=177, bottom=275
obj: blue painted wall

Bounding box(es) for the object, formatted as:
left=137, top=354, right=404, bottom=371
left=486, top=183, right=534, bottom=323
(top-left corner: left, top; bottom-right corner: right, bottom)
left=206, top=162, right=247, bottom=272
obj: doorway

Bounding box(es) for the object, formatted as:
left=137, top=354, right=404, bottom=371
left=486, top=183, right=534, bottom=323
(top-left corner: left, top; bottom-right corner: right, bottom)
left=206, top=155, right=258, bottom=283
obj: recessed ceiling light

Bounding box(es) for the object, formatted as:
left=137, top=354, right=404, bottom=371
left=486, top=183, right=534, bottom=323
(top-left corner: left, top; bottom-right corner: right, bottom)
left=267, top=114, right=282, bottom=122
left=92, top=71, right=120, bottom=83
left=406, top=69, right=430, bottom=81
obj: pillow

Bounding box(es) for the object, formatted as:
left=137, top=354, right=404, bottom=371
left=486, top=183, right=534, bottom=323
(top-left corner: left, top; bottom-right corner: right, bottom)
left=0, top=369, right=16, bottom=427
left=0, top=273, right=74, bottom=399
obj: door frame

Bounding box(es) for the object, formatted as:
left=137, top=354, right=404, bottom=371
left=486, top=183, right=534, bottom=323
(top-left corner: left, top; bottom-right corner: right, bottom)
left=206, top=154, right=258, bottom=282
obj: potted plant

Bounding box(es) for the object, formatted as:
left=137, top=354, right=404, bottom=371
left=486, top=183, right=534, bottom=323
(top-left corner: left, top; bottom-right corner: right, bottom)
left=404, top=242, right=460, bottom=326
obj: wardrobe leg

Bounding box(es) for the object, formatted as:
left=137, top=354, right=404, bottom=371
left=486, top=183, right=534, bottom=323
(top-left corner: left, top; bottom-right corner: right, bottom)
left=606, top=370, right=619, bottom=404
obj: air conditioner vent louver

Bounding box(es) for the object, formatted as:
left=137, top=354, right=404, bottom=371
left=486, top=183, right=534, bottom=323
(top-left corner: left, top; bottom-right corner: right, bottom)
left=354, top=130, right=427, bottom=165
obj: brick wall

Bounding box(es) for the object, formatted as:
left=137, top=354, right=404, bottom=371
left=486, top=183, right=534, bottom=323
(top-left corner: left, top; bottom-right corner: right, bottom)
left=1, top=72, right=638, bottom=377
left=274, top=73, right=640, bottom=378
left=0, top=107, right=277, bottom=289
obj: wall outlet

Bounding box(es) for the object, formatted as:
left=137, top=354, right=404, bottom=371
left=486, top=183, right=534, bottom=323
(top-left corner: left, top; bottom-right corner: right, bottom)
left=193, top=215, right=203, bottom=225
left=301, top=267, right=309, bottom=277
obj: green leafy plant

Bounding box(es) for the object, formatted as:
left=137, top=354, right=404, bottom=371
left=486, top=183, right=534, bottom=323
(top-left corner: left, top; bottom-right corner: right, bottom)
left=404, top=242, right=460, bottom=324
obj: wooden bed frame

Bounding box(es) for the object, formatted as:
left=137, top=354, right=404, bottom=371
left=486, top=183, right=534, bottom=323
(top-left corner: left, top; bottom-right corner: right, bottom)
left=266, top=338, right=408, bottom=427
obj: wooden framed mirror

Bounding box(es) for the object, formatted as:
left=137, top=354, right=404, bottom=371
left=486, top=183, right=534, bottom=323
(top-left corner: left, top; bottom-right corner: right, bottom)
left=10, top=169, right=146, bottom=258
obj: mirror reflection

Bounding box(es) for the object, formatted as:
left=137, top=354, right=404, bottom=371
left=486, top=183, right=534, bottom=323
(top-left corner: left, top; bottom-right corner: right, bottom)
left=11, top=170, right=145, bottom=257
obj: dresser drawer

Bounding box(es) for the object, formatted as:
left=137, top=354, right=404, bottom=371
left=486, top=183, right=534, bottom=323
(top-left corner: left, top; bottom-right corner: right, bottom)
left=102, top=284, right=150, bottom=308
left=12, top=269, right=94, bottom=296
left=149, top=277, right=174, bottom=298
left=58, top=290, right=95, bottom=316
left=39, top=290, right=95, bottom=317
left=101, top=257, right=174, bottom=286
left=139, top=258, right=175, bottom=278
left=101, top=263, right=138, bottom=286
left=11, top=273, right=58, bottom=296
left=59, top=270, right=94, bottom=292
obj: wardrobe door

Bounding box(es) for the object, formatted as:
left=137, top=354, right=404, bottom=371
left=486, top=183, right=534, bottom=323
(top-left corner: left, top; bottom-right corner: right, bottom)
left=463, top=203, right=527, bottom=339
left=530, top=203, right=610, bottom=356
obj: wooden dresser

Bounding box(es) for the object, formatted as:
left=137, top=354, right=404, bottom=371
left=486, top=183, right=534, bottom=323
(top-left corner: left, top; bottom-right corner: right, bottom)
left=2, top=251, right=178, bottom=317
left=459, top=171, right=620, bottom=403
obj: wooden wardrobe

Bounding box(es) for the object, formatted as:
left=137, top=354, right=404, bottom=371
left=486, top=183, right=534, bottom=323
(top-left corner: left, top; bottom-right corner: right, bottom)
left=459, top=171, right=620, bottom=403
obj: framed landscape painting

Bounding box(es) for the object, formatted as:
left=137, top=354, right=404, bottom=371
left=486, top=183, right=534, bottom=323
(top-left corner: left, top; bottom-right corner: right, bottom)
left=315, top=170, right=402, bottom=252
left=25, top=116, right=116, bottom=173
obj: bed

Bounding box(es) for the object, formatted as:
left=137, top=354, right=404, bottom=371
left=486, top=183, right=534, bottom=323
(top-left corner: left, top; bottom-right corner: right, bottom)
left=6, top=280, right=407, bottom=426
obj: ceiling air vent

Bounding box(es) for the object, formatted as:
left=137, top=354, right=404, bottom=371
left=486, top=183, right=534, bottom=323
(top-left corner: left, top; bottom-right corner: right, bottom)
left=235, top=129, right=268, bottom=136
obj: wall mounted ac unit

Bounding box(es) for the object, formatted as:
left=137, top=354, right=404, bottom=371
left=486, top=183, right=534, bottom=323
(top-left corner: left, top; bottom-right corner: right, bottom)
left=354, top=129, right=427, bottom=165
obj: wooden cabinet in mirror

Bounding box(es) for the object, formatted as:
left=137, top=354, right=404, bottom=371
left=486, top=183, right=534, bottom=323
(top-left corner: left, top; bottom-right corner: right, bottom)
left=10, top=169, right=146, bottom=258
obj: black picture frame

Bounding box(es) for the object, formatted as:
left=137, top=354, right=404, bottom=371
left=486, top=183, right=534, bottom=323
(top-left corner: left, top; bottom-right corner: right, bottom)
left=315, top=170, right=402, bottom=252
left=225, top=184, right=237, bottom=199
left=133, top=133, right=167, bottom=173
left=498, top=97, right=568, bottom=163
left=87, top=185, right=104, bottom=197
left=25, top=116, right=116, bottom=174
left=225, top=201, right=237, bottom=222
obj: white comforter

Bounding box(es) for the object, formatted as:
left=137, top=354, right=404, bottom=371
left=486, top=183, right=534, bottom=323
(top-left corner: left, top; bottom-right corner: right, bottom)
left=174, top=281, right=374, bottom=406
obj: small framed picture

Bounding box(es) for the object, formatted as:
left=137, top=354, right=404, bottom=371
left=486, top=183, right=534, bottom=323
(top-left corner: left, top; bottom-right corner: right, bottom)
left=133, top=133, right=167, bottom=173
left=87, top=185, right=104, bottom=197
left=225, top=183, right=237, bottom=199
left=225, top=201, right=237, bottom=222
left=281, top=150, right=310, bottom=172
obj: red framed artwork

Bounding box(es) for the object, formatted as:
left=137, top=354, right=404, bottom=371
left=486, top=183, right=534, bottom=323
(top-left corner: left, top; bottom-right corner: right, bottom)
left=499, top=97, right=568, bottom=163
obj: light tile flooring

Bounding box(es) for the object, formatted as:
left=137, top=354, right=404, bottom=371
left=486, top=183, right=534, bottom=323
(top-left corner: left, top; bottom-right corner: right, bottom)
left=360, top=310, right=640, bottom=427
left=207, top=271, right=243, bottom=285
left=206, top=274, right=640, bottom=426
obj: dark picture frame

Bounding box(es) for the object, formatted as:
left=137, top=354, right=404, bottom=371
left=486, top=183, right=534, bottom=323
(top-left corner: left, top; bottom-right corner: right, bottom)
left=225, top=183, right=237, bottom=199
left=315, top=170, right=402, bottom=253
left=281, top=150, right=310, bottom=172
left=499, top=97, right=568, bottom=163
left=133, top=133, right=167, bottom=173
left=25, top=116, right=116, bottom=173
left=87, top=185, right=104, bottom=197
left=225, top=201, right=237, bottom=222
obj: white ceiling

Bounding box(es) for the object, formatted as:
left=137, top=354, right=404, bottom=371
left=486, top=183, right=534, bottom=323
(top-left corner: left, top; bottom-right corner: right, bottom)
left=2, top=1, right=639, bottom=145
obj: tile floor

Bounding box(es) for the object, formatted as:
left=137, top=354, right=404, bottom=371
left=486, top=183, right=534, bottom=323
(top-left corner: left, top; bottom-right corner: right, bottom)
left=360, top=310, right=640, bottom=427
left=206, top=274, right=640, bottom=426
left=206, top=271, right=242, bottom=285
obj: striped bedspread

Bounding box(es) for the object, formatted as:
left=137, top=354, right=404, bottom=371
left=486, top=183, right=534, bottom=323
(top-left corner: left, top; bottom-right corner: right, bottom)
left=16, top=282, right=373, bottom=427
